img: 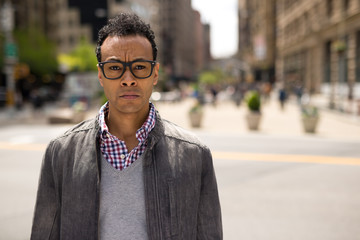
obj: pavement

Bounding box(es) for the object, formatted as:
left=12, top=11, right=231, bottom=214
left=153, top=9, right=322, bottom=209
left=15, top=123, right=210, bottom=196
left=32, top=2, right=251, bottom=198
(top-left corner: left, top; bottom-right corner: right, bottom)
left=154, top=94, right=360, bottom=141
left=0, top=93, right=359, bottom=141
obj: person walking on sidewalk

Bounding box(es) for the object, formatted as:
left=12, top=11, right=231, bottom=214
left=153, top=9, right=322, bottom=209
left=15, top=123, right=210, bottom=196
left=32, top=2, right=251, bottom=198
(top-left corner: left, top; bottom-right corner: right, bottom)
left=279, top=87, right=287, bottom=110
left=31, top=12, right=222, bottom=240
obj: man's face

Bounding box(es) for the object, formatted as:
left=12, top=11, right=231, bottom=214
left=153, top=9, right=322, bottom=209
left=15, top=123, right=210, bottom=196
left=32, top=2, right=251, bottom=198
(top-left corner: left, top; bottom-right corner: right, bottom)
left=98, top=35, right=159, bottom=117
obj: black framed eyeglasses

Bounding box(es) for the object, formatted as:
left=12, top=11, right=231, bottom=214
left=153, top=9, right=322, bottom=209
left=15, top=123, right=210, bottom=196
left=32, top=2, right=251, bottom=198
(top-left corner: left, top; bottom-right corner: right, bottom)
left=98, top=59, right=157, bottom=80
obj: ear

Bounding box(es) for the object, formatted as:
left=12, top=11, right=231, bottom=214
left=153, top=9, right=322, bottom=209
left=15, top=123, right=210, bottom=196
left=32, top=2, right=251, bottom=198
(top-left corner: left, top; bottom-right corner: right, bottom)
left=97, top=65, right=104, bottom=87
left=152, top=63, right=160, bottom=86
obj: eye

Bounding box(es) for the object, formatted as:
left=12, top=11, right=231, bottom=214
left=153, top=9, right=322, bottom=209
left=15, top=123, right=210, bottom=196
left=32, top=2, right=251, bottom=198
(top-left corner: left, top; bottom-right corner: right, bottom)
left=109, top=65, right=122, bottom=71
left=133, top=64, right=146, bottom=70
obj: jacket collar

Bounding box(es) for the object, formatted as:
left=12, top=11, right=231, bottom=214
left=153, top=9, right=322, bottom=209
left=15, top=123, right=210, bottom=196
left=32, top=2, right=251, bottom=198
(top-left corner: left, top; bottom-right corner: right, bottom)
left=93, top=111, right=164, bottom=150
left=147, top=110, right=164, bottom=150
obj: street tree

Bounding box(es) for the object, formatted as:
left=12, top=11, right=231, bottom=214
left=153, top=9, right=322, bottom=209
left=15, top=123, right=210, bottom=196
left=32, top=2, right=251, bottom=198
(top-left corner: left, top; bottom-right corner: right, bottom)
left=58, top=38, right=98, bottom=72
left=14, top=27, right=58, bottom=77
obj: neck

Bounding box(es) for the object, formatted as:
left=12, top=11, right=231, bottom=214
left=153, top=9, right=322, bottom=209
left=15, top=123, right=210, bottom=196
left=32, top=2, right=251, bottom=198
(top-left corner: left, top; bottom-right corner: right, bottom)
left=107, top=108, right=149, bottom=139
left=106, top=104, right=149, bottom=151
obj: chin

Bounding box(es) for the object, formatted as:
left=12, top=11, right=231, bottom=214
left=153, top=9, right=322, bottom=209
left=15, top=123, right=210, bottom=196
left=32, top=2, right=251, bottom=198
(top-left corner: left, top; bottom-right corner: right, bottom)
left=117, top=104, right=148, bottom=115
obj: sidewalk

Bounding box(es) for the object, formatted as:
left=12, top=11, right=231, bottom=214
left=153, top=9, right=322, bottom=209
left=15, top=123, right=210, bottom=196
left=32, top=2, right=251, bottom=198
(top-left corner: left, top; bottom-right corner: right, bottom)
left=154, top=95, right=360, bottom=141
left=0, top=104, right=57, bottom=126
left=0, top=95, right=359, bottom=141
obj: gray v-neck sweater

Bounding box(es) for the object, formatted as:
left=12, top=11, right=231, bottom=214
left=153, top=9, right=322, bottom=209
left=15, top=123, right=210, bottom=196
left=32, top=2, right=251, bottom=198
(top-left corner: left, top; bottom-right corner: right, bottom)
left=99, top=155, right=148, bottom=240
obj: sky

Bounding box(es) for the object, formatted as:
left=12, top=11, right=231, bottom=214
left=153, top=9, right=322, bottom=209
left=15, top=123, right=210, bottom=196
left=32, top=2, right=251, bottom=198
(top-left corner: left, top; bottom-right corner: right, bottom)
left=191, top=0, right=238, bottom=59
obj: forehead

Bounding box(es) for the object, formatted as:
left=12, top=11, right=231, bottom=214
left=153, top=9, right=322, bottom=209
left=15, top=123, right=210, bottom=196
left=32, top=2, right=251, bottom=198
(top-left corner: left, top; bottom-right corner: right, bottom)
left=101, top=35, right=152, bottom=61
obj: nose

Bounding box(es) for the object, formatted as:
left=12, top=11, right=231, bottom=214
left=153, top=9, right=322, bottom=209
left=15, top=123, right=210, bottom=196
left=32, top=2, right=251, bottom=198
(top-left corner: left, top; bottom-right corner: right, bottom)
left=120, top=68, right=137, bottom=87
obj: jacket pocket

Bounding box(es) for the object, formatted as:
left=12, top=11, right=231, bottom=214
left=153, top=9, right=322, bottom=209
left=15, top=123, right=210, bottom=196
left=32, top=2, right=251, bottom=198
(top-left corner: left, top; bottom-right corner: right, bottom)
left=165, top=179, right=178, bottom=238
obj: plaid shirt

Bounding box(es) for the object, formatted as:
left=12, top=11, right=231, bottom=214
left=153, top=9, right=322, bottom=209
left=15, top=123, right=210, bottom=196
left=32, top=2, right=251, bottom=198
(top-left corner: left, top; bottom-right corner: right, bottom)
left=98, top=102, right=156, bottom=171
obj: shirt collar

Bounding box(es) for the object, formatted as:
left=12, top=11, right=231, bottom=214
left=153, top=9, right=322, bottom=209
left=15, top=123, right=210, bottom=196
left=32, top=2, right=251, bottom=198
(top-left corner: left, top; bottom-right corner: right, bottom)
left=98, top=101, right=156, bottom=143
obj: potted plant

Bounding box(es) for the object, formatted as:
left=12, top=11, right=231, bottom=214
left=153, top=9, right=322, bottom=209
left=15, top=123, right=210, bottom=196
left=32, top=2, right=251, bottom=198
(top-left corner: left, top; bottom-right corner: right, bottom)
left=244, top=90, right=261, bottom=130
left=188, top=100, right=204, bottom=128
left=301, top=104, right=320, bottom=133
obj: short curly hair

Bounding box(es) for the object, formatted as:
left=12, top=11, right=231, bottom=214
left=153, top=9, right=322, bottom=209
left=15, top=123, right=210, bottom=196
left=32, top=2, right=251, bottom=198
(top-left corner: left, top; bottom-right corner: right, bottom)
left=95, top=12, right=158, bottom=62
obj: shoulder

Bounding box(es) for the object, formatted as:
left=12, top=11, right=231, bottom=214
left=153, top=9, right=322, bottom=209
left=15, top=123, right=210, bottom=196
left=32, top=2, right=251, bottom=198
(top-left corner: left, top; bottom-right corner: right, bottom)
left=49, top=117, right=99, bottom=147
left=43, top=118, right=99, bottom=176
left=62, top=118, right=98, bottom=136
left=160, top=118, right=208, bottom=150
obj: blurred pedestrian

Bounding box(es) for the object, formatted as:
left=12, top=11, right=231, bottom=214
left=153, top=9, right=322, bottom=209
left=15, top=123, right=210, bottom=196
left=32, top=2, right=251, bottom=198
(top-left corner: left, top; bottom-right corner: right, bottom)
left=15, top=90, right=23, bottom=110
left=31, top=12, right=222, bottom=240
left=210, top=86, right=218, bottom=106
left=279, top=87, right=287, bottom=110
left=261, top=82, right=272, bottom=104
left=30, top=89, right=43, bottom=111
left=294, top=83, right=303, bottom=105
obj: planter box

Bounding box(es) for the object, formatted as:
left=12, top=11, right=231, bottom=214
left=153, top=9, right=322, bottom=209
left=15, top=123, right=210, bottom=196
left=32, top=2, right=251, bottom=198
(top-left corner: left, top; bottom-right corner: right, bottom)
left=189, top=111, right=203, bottom=128
left=302, top=116, right=319, bottom=133
left=48, top=108, right=86, bottom=124
left=246, top=111, right=261, bottom=130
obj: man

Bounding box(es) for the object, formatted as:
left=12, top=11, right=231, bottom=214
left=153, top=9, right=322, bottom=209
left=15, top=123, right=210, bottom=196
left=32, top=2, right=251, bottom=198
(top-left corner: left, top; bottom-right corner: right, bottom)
left=31, top=12, right=222, bottom=240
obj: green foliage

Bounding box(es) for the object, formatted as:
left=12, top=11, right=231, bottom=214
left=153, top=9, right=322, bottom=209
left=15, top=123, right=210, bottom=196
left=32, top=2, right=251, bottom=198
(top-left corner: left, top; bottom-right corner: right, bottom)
left=14, top=28, right=58, bottom=76
left=189, top=100, right=203, bottom=113
left=245, top=90, right=261, bottom=112
left=301, top=105, right=319, bottom=117
left=199, top=69, right=224, bottom=85
left=58, top=38, right=97, bottom=72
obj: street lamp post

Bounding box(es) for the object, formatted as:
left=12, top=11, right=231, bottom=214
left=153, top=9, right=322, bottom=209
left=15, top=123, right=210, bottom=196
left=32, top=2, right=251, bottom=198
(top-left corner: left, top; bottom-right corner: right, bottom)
left=1, top=0, right=17, bottom=109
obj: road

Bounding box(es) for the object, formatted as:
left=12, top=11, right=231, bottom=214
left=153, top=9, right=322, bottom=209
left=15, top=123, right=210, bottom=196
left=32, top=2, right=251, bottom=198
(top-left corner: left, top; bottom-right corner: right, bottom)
left=0, top=124, right=70, bottom=240
left=198, top=132, right=360, bottom=240
left=0, top=117, right=360, bottom=239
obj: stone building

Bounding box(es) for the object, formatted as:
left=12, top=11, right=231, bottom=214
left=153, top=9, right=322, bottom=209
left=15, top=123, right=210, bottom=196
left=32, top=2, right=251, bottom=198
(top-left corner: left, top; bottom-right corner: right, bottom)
left=107, top=0, right=160, bottom=37
left=158, top=0, right=196, bottom=82
left=193, top=10, right=211, bottom=72
left=276, top=0, right=360, bottom=109
left=1, top=0, right=210, bottom=83
left=237, top=0, right=276, bottom=83
left=107, top=0, right=211, bottom=83
left=54, top=3, right=92, bottom=53
left=0, top=0, right=92, bottom=54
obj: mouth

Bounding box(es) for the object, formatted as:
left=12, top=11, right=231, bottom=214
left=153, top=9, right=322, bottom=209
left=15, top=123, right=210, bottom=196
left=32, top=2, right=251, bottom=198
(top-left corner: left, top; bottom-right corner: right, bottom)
left=119, top=93, right=140, bottom=100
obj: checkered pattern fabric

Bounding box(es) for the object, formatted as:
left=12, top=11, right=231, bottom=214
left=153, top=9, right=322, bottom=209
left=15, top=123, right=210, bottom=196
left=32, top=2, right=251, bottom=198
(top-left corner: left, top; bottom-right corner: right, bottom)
left=98, top=102, right=156, bottom=170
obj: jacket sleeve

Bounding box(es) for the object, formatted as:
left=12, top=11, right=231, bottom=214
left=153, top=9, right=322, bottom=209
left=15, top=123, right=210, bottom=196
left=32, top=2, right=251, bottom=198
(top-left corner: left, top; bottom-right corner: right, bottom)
left=31, top=141, right=60, bottom=240
left=197, top=147, right=223, bottom=239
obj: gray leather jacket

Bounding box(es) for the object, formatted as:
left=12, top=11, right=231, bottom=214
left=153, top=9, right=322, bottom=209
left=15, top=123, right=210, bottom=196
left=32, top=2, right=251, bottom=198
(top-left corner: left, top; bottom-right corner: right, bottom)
left=31, top=113, right=222, bottom=239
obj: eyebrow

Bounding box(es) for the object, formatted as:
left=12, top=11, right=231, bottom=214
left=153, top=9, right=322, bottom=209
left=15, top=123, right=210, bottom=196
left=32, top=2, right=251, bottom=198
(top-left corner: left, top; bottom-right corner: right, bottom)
left=105, top=57, right=148, bottom=62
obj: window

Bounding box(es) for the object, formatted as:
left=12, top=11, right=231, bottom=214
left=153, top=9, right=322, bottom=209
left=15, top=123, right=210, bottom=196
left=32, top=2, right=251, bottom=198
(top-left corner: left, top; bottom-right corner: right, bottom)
left=344, top=0, right=350, bottom=11
left=327, top=0, right=333, bottom=17
left=324, top=41, right=331, bottom=83
left=69, top=36, right=76, bottom=45
left=356, top=31, right=360, bottom=82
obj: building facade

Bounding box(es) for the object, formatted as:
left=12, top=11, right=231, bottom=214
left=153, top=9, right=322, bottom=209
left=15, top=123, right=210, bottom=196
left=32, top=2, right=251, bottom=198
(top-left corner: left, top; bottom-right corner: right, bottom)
left=237, top=0, right=276, bottom=83
left=106, top=0, right=211, bottom=83
left=276, top=0, right=360, bottom=109
left=68, top=0, right=108, bottom=42
left=107, top=0, right=160, bottom=60
left=1, top=0, right=211, bottom=85
left=0, top=0, right=92, bottom=54
left=193, top=10, right=211, bottom=73
left=158, top=0, right=195, bottom=82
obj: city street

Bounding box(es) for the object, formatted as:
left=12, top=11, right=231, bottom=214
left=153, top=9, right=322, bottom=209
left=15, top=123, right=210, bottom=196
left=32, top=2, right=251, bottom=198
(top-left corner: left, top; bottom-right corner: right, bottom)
left=3, top=0, right=360, bottom=239
left=0, top=97, right=360, bottom=239
left=199, top=132, right=360, bottom=240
